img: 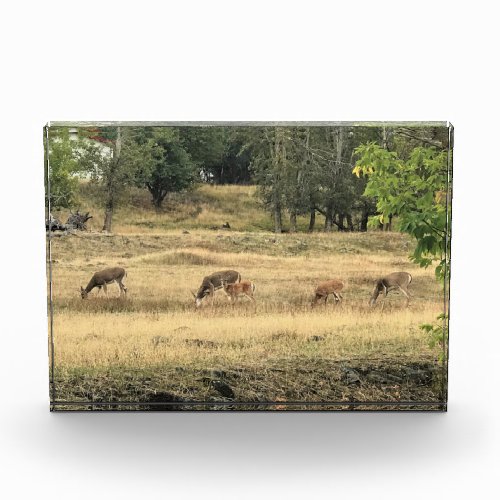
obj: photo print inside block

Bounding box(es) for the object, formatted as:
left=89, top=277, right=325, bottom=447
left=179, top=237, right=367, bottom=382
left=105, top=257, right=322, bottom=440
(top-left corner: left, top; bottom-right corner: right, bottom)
left=45, top=121, right=452, bottom=411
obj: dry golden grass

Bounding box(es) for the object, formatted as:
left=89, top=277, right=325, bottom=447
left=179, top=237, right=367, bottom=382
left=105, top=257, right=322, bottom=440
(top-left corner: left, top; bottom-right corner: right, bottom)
left=48, top=186, right=445, bottom=406
left=53, top=306, right=439, bottom=370
left=55, top=184, right=273, bottom=233
left=50, top=233, right=442, bottom=368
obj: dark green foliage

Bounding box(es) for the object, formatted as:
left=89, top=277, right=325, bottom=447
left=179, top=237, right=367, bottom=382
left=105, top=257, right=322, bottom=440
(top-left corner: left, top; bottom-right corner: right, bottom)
left=136, top=128, right=197, bottom=209
left=179, top=126, right=227, bottom=183
left=246, top=125, right=381, bottom=233
left=178, top=127, right=253, bottom=184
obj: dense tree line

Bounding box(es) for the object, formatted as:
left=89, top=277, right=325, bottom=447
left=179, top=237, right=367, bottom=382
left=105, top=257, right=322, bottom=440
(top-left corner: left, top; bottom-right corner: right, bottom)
left=45, top=123, right=450, bottom=234
left=243, top=124, right=449, bottom=234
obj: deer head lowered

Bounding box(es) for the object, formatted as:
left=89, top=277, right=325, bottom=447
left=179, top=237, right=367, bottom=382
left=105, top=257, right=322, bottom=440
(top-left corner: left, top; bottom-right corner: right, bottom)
left=311, top=279, right=344, bottom=307
left=81, top=267, right=127, bottom=299
left=191, top=270, right=241, bottom=307
left=369, top=271, right=412, bottom=308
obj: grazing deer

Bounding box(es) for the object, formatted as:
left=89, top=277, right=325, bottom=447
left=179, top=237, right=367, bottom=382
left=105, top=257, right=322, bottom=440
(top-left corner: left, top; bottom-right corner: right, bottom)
left=369, top=271, right=412, bottom=309
left=311, top=279, right=344, bottom=307
left=192, top=270, right=241, bottom=307
left=80, top=267, right=127, bottom=299
left=222, top=280, right=256, bottom=303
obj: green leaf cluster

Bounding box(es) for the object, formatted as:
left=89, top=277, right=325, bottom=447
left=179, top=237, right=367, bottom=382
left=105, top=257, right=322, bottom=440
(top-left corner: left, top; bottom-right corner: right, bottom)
left=46, top=127, right=81, bottom=209
left=420, top=313, right=448, bottom=364
left=353, top=143, right=451, bottom=279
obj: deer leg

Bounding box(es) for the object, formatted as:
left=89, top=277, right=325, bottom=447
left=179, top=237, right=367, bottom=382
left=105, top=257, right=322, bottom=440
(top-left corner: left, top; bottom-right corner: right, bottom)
left=118, top=278, right=127, bottom=295
left=102, top=283, right=108, bottom=298
left=399, top=287, right=410, bottom=306
left=381, top=292, right=387, bottom=311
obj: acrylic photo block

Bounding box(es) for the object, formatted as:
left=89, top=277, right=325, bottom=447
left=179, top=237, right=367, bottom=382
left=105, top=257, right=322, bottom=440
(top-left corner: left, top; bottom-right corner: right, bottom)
left=45, top=121, right=452, bottom=411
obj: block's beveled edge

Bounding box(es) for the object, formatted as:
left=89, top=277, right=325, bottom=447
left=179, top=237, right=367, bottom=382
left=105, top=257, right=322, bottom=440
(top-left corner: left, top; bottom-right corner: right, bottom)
left=47, top=121, right=450, bottom=128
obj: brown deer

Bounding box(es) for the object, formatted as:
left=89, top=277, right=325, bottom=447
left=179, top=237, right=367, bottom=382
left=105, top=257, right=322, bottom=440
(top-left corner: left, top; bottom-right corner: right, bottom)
left=222, top=280, right=256, bottom=303
left=80, top=267, right=127, bottom=299
left=369, top=271, right=412, bottom=309
left=192, top=270, right=241, bottom=307
left=311, top=279, right=344, bottom=307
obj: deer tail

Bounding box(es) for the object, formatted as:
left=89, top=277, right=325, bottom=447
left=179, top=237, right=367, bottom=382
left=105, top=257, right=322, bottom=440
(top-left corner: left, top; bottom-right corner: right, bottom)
left=252, top=282, right=256, bottom=293
left=238, top=272, right=241, bottom=283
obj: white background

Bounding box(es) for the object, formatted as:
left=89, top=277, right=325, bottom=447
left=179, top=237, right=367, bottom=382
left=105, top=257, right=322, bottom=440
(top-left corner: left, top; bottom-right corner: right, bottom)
left=1, top=1, right=499, bottom=499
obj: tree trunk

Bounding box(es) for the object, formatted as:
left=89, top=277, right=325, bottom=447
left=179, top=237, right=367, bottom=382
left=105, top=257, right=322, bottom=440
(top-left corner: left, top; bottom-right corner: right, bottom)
left=153, top=197, right=163, bottom=213
left=360, top=209, right=369, bottom=232
left=272, top=127, right=284, bottom=234
left=384, top=214, right=393, bottom=231
left=324, top=206, right=334, bottom=232
left=336, top=127, right=344, bottom=164
left=146, top=183, right=167, bottom=212
left=337, top=213, right=346, bottom=232
left=154, top=191, right=168, bottom=212
left=382, top=125, right=389, bottom=150
left=102, top=126, right=121, bottom=233
left=273, top=205, right=282, bottom=233
left=308, top=208, right=316, bottom=232
left=346, top=213, right=354, bottom=231
left=103, top=202, right=113, bottom=232
left=289, top=212, right=297, bottom=233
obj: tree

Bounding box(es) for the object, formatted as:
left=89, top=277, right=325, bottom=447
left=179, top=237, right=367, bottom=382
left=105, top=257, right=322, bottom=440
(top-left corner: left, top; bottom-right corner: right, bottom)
left=76, top=126, right=149, bottom=232
left=282, top=127, right=313, bottom=232
left=250, top=125, right=371, bottom=233
left=309, top=127, right=359, bottom=232
left=250, top=127, right=289, bottom=233
left=46, top=127, right=80, bottom=209
left=137, top=128, right=197, bottom=210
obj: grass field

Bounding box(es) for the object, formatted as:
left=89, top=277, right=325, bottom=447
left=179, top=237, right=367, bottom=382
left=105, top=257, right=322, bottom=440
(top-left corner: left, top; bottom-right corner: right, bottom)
left=48, top=185, right=446, bottom=410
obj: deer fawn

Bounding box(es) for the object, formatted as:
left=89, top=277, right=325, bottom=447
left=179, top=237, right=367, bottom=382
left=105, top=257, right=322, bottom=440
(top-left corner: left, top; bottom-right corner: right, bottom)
left=369, top=271, right=412, bottom=309
left=80, top=267, right=127, bottom=299
left=222, top=280, right=256, bottom=303
left=311, top=279, right=344, bottom=307
left=192, top=270, right=241, bottom=307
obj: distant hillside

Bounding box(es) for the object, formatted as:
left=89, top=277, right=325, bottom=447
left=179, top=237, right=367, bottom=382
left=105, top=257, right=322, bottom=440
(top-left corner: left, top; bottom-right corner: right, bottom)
left=56, top=183, right=332, bottom=234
